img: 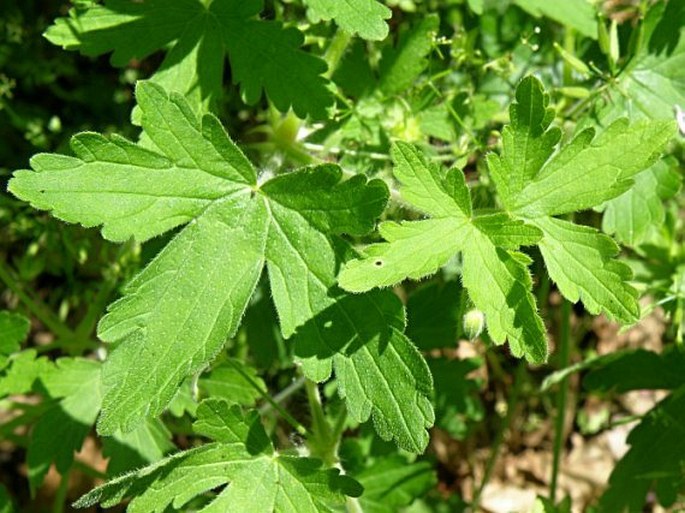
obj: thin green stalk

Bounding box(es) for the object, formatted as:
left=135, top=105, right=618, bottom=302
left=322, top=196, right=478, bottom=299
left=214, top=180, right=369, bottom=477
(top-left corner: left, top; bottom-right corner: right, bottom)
left=225, top=359, right=308, bottom=436
left=536, top=267, right=551, bottom=316
left=73, top=459, right=107, bottom=480
left=324, top=30, right=352, bottom=79
left=258, top=376, right=307, bottom=415
left=0, top=261, right=74, bottom=341
left=52, top=467, right=71, bottom=513
left=304, top=379, right=337, bottom=466
left=74, top=274, right=116, bottom=340
left=550, top=299, right=572, bottom=501
left=472, top=363, right=525, bottom=510
left=331, top=404, right=348, bottom=442
left=563, top=29, right=576, bottom=86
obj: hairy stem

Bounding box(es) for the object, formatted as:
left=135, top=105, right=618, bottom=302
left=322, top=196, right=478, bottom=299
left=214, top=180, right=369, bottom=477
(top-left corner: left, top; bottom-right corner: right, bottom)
left=324, top=30, right=353, bottom=79
left=550, top=299, right=572, bottom=500
left=305, top=379, right=337, bottom=466
left=226, top=359, right=308, bottom=436
left=258, top=376, right=307, bottom=415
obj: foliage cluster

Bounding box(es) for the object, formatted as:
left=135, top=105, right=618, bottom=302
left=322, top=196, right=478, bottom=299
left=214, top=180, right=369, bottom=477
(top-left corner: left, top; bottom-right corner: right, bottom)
left=1, top=0, right=684, bottom=512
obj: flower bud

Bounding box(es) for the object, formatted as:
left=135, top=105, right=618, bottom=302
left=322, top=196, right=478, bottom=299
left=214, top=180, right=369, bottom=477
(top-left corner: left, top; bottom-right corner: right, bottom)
left=463, top=309, right=485, bottom=340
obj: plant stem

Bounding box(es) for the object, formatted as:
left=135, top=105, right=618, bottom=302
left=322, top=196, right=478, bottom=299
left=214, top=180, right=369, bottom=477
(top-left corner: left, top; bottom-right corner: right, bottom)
left=304, top=379, right=337, bottom=466
left=536, top=266, right=551, bottom=317
left=472, top=363, right=525, bottom=510
left=73, top=459, right=107, bottom=480
left=225, top=359, right=308, bottom=436
left=563, top=29, right=576, bottom=86
left=74, top=274, right=116, bottom=340
left=346, top=497, right=364, bottom=513
left=52, top=467, right=71, bottom=513
left=324, top=30, right=352, bottom=79
left=0, top=260, right=74, bottom=341
left=550, top=299, right=572, bottom=501
left=258, top=376, right=306, bottom=415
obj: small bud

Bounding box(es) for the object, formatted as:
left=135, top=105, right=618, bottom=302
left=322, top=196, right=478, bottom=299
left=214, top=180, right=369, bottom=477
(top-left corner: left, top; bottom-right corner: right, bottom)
left=463, top=309, right=485, bottom=340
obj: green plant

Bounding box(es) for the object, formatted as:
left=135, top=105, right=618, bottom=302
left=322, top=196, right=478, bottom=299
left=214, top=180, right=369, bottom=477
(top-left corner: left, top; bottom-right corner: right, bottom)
left=1, top=1, right=684, bottom=512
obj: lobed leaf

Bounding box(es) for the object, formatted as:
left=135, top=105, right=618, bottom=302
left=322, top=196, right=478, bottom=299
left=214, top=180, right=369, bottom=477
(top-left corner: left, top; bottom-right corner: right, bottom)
left=0, top=311, right=30, bottom=355
left=28, top=359, right=102, bottom=494
left=339, top=142, right=548, bottom=363
left=533, top=217, right=639, bottom=324
left=601, top=158, right=682, bottom=246
left=378, top=15, right=440, bottom=97
left=513, top=0, right=598, bottom=39
left=44, top=0, right=333, bottom=117
left=599, top=386, right=685, bottom=511
left=354, top=455, right=436, bottom=512
left=488, top=76, right=672, bottom=324
left=514, top=119, right=676, bottom=217
left=305, top=0, right=392, bottom=41
left=76, top=399, right=361, bottom=512
left=10, top=81, right=432, bottom=452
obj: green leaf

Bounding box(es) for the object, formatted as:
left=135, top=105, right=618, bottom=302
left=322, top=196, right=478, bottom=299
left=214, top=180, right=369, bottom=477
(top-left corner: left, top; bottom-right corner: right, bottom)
left=598, top=1, right=685, bottom=123
left=0, top=350, right=51, bottom=398
left=533, top=217, right=639, bottom=324
left=341, top=76, right=674, bottom=360
left=103, top=419, right=175, bottom=476
left=583, top=348, right=685, bottom=393
left=305, top=0, right=392, bottom=40
left=10, top=81, right=432, bottom=452
left=406, top=281, right=462, bottom=350
left=486, top=75, right=561, bottom=210
left=599, top=385, right=685, bottom=511
left=354, top=455, right=436, bottom=512
left=96, top=194, right=267, bottom=433
left=75, top=399, right=362, bottom=512
left=339, top=142, right=547, bottom=363
left=0, top=485, right=14, bottom=513
left=339, top=218, right=472, bottom=291
left=0, top=311, right=30, bottom=355
left=199, top=359, right=267, bottom=406
left=513, top=0, right=598, bottom=39
left=466, top=0, right=484, bottom=15
left=378, top=15, right=439, bottom=97
left=44, top=0, right=332, bottom=117
left=461, top=236, right=547, bottom=362
left=295, top=291, right=435, bottom=452
left=601, top=158, right=682, bottom=246
left=511, top=119, right=674, bottom=217
left=490, top=76, right=674, bottom=324
left=27, top=358, right=102, bottom=494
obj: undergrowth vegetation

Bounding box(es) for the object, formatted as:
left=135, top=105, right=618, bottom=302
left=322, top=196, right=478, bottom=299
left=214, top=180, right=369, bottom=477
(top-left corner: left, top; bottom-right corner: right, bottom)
left=1, top=0, right=684, bottom=511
